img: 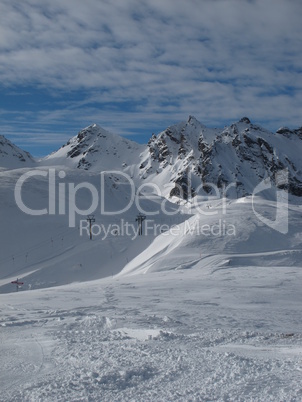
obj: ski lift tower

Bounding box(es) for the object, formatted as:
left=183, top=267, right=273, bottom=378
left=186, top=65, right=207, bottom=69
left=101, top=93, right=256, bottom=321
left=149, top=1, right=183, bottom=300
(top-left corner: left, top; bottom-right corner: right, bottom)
left=136, top=213, right=146, bottom=236
left=86, top=215, right=95, bottom=240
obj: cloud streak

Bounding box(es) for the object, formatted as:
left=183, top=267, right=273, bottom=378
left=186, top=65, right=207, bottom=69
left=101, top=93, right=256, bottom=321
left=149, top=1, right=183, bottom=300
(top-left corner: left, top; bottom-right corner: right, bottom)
left=0, top=0, right=301, bottom=154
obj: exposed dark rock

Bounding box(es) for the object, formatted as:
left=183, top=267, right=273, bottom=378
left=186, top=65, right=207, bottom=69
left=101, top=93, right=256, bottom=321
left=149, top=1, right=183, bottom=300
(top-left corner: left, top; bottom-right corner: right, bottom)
left=67, top=147, right=83, bottom=158
left=239, top=117, right=251, bottom=124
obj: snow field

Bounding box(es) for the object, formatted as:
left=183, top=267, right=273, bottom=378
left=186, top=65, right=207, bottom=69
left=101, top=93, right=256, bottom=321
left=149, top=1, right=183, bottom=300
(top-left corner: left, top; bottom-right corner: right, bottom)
left=1, top=264, right=301, bottom=401
left=0, top=166, right=188, bottom=292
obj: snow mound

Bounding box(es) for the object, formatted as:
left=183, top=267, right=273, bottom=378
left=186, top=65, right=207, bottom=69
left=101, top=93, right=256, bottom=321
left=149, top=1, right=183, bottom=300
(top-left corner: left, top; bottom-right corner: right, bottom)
left=119, top=198, right=302, bottom=276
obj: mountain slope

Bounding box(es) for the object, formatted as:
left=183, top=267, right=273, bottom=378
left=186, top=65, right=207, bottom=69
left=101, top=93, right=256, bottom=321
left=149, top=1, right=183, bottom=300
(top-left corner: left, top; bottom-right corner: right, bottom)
left=139, top=116, right=302, bottom=199
left=0, top=166, right=186, bottom=293
left=0, top=135, right=35, bottom=169
left=119, top=197, right=302, bottom=276
left=40, top=117, right=302, bottom=200
left=42, top=124, right=144, bottom=174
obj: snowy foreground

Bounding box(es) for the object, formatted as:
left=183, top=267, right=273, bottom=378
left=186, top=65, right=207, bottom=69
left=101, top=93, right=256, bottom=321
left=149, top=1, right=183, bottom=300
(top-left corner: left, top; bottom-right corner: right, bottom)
left=1, top=264, right=302, bottom=401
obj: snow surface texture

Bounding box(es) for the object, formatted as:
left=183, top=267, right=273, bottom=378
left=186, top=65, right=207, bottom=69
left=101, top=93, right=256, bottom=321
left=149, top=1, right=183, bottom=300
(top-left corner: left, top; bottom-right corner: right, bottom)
left=0, top=118, right=302, bottom=400
left=1, top=267, right=302, bottom=401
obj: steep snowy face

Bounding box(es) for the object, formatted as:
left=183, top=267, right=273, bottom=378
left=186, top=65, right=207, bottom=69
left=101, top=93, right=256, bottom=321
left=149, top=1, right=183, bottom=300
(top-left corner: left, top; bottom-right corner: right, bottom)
left=147, top=115, right=203, bottom=164
left=199, top=118, right=302, bottom=197
left=0, top=135, right=35, bottom=169
left=139, top=116, right=211, bottom=198
left=140, top=116, right=302, bottom=199
left=43, top=124, right=144, bottom=172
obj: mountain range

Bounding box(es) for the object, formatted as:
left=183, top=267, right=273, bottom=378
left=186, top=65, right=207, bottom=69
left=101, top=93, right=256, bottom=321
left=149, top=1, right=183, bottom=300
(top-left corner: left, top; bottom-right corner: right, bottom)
left=1, top=115, right=301, bottom=290
left=1, top=116, right=302, bottom=199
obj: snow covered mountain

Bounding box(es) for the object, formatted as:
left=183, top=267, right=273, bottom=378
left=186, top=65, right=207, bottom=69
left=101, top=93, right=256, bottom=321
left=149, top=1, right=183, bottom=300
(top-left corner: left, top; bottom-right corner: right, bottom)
left=43, top=123, right=144, bottom=175
left=0, top=116, right=301, bottom=293
left=139, top=116, right=302, bottom=199
left=0, top=135, right=35, bottom=169
left=40, top=117, right=302, bottom=201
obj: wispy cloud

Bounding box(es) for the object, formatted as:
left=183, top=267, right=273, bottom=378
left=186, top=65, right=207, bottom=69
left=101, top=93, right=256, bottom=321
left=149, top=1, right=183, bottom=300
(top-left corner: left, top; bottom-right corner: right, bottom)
left=0, top=0, right=301, bottom=155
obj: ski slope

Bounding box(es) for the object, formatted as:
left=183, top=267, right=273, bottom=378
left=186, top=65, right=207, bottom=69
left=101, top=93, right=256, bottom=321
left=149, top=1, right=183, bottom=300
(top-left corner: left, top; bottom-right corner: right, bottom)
left=0, top=185, right=301, bottom=400
left=120, top=197, right=302, bottom=276
left=0, top=121, right=302, bottom=400
left=1, top=264, right=302, bottom=401
left=0, top=166, right=188, bottom=292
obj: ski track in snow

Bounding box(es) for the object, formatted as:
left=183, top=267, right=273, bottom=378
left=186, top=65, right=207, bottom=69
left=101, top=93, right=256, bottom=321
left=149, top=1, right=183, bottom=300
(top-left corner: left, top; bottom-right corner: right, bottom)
left=1, top=267, right=302, bottom=401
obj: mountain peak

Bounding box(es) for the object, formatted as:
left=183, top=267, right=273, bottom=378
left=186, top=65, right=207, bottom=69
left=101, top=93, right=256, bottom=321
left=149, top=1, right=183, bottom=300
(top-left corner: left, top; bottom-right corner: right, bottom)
left=76, top=123, right=108, bottom=141
left=187, top=115, right=206, bottom=128
left=187, top=115, right=199, bottom=124
left=0, top=135, right=35, bottom=168
left=276, top=126, right=302, bottom=139
left=239, top=117, right=251, bottom=124
left=44, top=123, right=143, bottom=171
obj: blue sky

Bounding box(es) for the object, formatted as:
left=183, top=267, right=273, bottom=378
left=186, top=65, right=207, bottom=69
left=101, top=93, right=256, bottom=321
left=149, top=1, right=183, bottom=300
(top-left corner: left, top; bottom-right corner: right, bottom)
left=0, top=0, right=301, bottom=156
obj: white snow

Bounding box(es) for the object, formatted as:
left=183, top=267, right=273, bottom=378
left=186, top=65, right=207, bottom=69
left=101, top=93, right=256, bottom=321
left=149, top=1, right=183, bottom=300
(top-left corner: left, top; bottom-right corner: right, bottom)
left=1, top=265, right=302, bottom=401
left=0, top=120, right=301, bottom=400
